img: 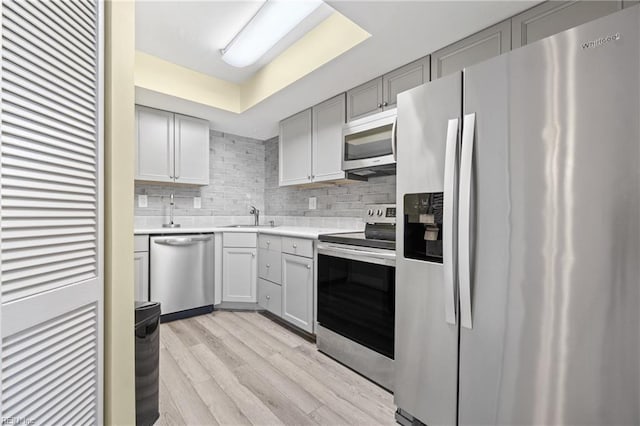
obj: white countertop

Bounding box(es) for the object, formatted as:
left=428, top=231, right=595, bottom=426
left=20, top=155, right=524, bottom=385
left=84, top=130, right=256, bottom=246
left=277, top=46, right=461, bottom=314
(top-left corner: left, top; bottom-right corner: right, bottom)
left=134, top=225, right=361, bottom=239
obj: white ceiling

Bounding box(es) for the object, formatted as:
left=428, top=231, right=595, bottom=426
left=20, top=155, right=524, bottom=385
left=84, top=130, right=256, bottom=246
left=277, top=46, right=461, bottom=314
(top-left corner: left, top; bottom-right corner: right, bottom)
left=135, top=1, right=541, bottom=140
left=136, top=0, right=334, bottom=83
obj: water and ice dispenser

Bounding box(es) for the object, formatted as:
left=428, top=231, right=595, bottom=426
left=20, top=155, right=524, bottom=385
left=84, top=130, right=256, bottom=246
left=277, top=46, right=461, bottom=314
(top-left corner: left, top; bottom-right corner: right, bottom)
left=403, top=193, right=444, bottom=263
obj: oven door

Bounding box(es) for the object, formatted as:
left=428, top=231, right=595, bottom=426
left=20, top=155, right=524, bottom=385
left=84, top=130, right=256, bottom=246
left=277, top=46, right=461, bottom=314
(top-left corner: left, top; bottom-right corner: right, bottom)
left=317, top=242, right=396, bottom=359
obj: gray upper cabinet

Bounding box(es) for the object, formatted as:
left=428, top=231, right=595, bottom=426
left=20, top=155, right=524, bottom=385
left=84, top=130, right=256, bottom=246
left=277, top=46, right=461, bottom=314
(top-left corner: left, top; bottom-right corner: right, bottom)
left=383, top=56, right=430, bottom=110
left=431, top=20, right=511, bottom=79
left=512, top=1, right=622, bottom=49
left=135, top=105, right=210, bottom=185
left=346, top=77, right=383, bottom=122
left=280, top=95, right=348, bottom=187
left=174, top=113, right=210, bottom=185
left=279, top=109, right=313, bottom=186
left=347, top=57, right=430, bottom=121
left=312, top=94, right=346, bottom=182
left=136, top=106, right=174, bottom=183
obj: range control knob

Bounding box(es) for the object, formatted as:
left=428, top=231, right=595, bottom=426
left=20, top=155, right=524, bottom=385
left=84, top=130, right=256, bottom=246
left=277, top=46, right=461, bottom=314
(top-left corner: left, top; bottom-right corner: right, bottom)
left=377, top=209, right=383, bottom=216
left=367, top=209, right=374, bottom=216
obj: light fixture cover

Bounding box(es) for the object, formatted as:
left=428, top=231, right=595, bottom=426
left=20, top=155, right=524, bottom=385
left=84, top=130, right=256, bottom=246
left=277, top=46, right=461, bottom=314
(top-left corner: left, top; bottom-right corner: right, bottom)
left=221, top=0, right=323, bottom=68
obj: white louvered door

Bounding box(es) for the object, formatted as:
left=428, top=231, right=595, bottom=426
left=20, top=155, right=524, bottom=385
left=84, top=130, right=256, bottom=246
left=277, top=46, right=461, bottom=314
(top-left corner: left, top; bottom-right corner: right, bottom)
left=0, top=0, right=103, bottom=423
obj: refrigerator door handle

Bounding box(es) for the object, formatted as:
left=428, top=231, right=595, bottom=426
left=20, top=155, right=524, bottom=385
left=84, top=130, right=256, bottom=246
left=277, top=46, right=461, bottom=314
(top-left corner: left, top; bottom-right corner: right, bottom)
left=459, top=112, right=476, bottom=329
left=443, top=117, right=459, bottom=325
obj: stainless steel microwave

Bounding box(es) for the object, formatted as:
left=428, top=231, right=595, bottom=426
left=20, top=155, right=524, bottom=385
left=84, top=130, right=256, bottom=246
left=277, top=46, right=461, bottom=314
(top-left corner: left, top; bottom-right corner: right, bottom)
left=342, top=108, right=397, bottom=173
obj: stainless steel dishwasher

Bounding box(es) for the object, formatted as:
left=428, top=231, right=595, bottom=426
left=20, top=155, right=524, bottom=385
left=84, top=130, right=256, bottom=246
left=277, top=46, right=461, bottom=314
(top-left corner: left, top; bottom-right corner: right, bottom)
left=150, top=234, right=214, bottom=319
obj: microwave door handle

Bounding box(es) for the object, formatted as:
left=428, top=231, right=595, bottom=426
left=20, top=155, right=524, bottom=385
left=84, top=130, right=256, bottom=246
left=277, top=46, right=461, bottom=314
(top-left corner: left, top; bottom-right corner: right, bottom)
left=391, top=117, right=398, bottom=160
left=459, top=113, right=476, bottom=329
left=443, top=118, right=459, bottom=326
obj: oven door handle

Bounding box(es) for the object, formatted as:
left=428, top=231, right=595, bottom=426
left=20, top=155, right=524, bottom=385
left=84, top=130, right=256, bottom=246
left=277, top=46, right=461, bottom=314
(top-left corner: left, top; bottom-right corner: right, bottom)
left=317, top=243, right=396, bottom=266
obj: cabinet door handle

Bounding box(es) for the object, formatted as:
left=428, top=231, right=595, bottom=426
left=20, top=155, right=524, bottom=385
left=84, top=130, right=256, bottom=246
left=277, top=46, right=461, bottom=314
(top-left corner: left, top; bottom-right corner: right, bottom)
left=293, top=244, right=297, bottom=248
left=382, top=101, right=388, bottom=107
left=167, top=131, right=173, bottom=179
left=267, top=240, right=270, bottom=245
left=266, top=264, right=270, bottom=268
left=175, top=120, right=181, bottom=179
left=252, top=253, right=255, bottom=258
left=307, top=175, right=311, bottom=180
left=377, top=103, right=382, bottom=108
left=306, top=265, right=311, bottom=269
left=266, top=295, right=271, bottom=300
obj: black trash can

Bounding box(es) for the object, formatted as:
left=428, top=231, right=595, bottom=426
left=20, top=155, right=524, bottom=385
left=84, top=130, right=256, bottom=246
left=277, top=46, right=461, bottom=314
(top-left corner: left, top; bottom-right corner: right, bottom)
left=135, top=301, right=161, bottom=426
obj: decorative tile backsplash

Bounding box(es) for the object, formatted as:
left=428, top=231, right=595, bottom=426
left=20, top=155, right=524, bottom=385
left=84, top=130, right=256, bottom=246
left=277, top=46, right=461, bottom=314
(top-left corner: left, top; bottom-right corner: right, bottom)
left=134, top=130, right=396, bottom=225
left=264, top=137, right=397, bottom=217
left=135, top=130, right=265, bottom=218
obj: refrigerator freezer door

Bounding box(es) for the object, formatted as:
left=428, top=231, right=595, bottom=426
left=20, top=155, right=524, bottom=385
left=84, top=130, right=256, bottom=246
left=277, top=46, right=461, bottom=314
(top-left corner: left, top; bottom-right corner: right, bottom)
left=459, top=7, right=640, bottom=425
left=395, top=72, right=461, bottom=426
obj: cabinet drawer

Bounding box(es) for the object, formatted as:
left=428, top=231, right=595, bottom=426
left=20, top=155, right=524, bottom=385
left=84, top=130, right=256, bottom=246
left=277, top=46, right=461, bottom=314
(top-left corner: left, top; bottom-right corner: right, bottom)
left=258, top=249, right=282, bottom=284
left=258, top=278, right=282, bottom=317
left=134, top=235, right=149, bottom=252
left=282, top=237, right=313, bottom=258
left=258, top=234, right=282, bottom=251
left=224, top=232, right=257, bottom=248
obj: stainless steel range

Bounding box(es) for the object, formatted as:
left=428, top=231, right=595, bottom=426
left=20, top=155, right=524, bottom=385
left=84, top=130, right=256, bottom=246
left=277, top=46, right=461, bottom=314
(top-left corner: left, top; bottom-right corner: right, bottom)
left=317, top=204, right=396, bottom=391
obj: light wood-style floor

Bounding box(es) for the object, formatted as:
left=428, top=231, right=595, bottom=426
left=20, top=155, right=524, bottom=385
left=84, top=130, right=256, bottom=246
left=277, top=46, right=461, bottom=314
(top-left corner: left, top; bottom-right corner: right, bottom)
left=157, top=311, right=396, bottom=426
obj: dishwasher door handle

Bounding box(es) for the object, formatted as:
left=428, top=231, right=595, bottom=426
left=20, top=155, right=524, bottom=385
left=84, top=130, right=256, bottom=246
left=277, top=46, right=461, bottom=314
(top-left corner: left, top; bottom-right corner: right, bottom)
left=153, top=235, right=212, bottom=246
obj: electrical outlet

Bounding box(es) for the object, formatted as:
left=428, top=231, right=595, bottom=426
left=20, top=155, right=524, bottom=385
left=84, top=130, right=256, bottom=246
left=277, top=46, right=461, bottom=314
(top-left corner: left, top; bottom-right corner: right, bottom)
left=193, top=197, right=202, bottom=209
left=309, top=197, right=317, bottom=210
left=138, top=194, right=148, bottom=208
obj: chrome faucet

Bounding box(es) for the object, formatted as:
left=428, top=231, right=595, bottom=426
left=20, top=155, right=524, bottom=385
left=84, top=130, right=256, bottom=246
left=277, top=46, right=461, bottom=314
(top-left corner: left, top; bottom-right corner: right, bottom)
left=162, top=193, right=181, bottom=228
left=249, top=205, right=260, bottom=226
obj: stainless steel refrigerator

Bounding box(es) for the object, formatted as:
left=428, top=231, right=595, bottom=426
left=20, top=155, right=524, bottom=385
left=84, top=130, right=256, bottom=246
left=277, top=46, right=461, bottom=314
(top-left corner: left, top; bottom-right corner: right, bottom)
left=395, top=6, right=640, bottom=425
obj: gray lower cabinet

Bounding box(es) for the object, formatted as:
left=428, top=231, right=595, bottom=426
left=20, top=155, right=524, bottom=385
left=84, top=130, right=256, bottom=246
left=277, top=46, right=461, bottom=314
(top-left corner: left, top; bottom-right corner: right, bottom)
left=258, top=248, right=282, bottom=284
left=282, top=253, right=314, bottom=333
left=134, top=252, right=149, bottom=301
left=431, top=20, right=511, bottom=79
left=258, top=236, right=283, bottom=316
left=222, top=235, right=258, bottom=303
left=134, top=235, right=149, bottom=301
left=346, top=56, right=430, bottom=121
left=257, top=235, right=315, bottom=333
left=222, top=247, right=257, bottom=302
left=512, top=1, right=623, bottom=49
left=258, top=278, right=282, bottom=316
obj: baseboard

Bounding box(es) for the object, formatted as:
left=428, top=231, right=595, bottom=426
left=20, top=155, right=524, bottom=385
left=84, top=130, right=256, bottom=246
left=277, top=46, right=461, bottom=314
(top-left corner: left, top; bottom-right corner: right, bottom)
left=160, top=305, right=213, bottom=323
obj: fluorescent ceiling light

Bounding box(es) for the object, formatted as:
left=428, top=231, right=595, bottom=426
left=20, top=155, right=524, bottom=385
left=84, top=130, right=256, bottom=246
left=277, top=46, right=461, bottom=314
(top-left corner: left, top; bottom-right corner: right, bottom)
left=221, top=0, right=323, bottom=68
